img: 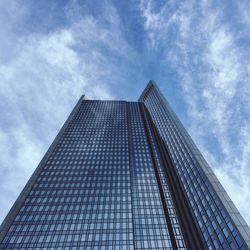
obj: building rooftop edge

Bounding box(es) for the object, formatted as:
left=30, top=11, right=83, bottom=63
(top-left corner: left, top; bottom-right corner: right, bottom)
left=138, top=80, right=158, bottom=102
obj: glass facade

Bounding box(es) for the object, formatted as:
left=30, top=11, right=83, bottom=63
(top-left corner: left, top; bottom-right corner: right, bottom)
left=139, top=82, right=250, bottom=250
left=1, top=101, right=134, bottom=249
left=0, top=82, right=249, bottom=249
left=129, top=102, right=184, bottom=249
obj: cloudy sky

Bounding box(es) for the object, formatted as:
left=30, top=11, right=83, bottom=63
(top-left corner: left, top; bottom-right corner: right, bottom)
left=0, top=0, right=250, bottom=226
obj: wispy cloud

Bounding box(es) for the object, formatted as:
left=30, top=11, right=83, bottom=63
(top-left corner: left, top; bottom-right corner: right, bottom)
left=1, top=0, right=249, bottom=230
left=139, top=0, right=250, bottom=224
left=0, top=0, right=138, bottom=223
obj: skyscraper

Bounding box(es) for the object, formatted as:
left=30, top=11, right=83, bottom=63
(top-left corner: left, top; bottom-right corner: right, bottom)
left=0, top=81, right=249, bottom=249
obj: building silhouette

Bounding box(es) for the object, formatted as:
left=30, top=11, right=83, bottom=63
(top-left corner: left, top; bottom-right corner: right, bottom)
left=0, top=81, right=249, bottom=249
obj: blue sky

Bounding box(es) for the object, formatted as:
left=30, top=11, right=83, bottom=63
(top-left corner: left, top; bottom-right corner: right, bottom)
left=0, top=0, right=250, bottom=226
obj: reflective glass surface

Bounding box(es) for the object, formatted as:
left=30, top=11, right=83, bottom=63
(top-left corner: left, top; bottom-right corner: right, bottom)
left=141, top=84, right=248, bottom=250
left=129, top=103, right=174, bottom=249
left=0, top=100, right=184, bottom=249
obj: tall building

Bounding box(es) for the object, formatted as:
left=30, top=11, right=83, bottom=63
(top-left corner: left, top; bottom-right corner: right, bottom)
left=0, top=81, right=249, bottom=249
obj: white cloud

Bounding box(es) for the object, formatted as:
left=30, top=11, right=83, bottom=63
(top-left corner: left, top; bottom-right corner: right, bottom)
left=139, top=0, right=250, bottom=225
left=0, top=0, right=28, bottom=64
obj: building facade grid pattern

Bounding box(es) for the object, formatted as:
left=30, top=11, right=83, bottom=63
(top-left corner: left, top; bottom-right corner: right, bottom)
left=129, top=102, right=173, bottom=249
left=1, top=82, right=249, bottom=250
left=140, top=82, right=249, bottom=250
left=1, top=100, right=189, bottom=249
